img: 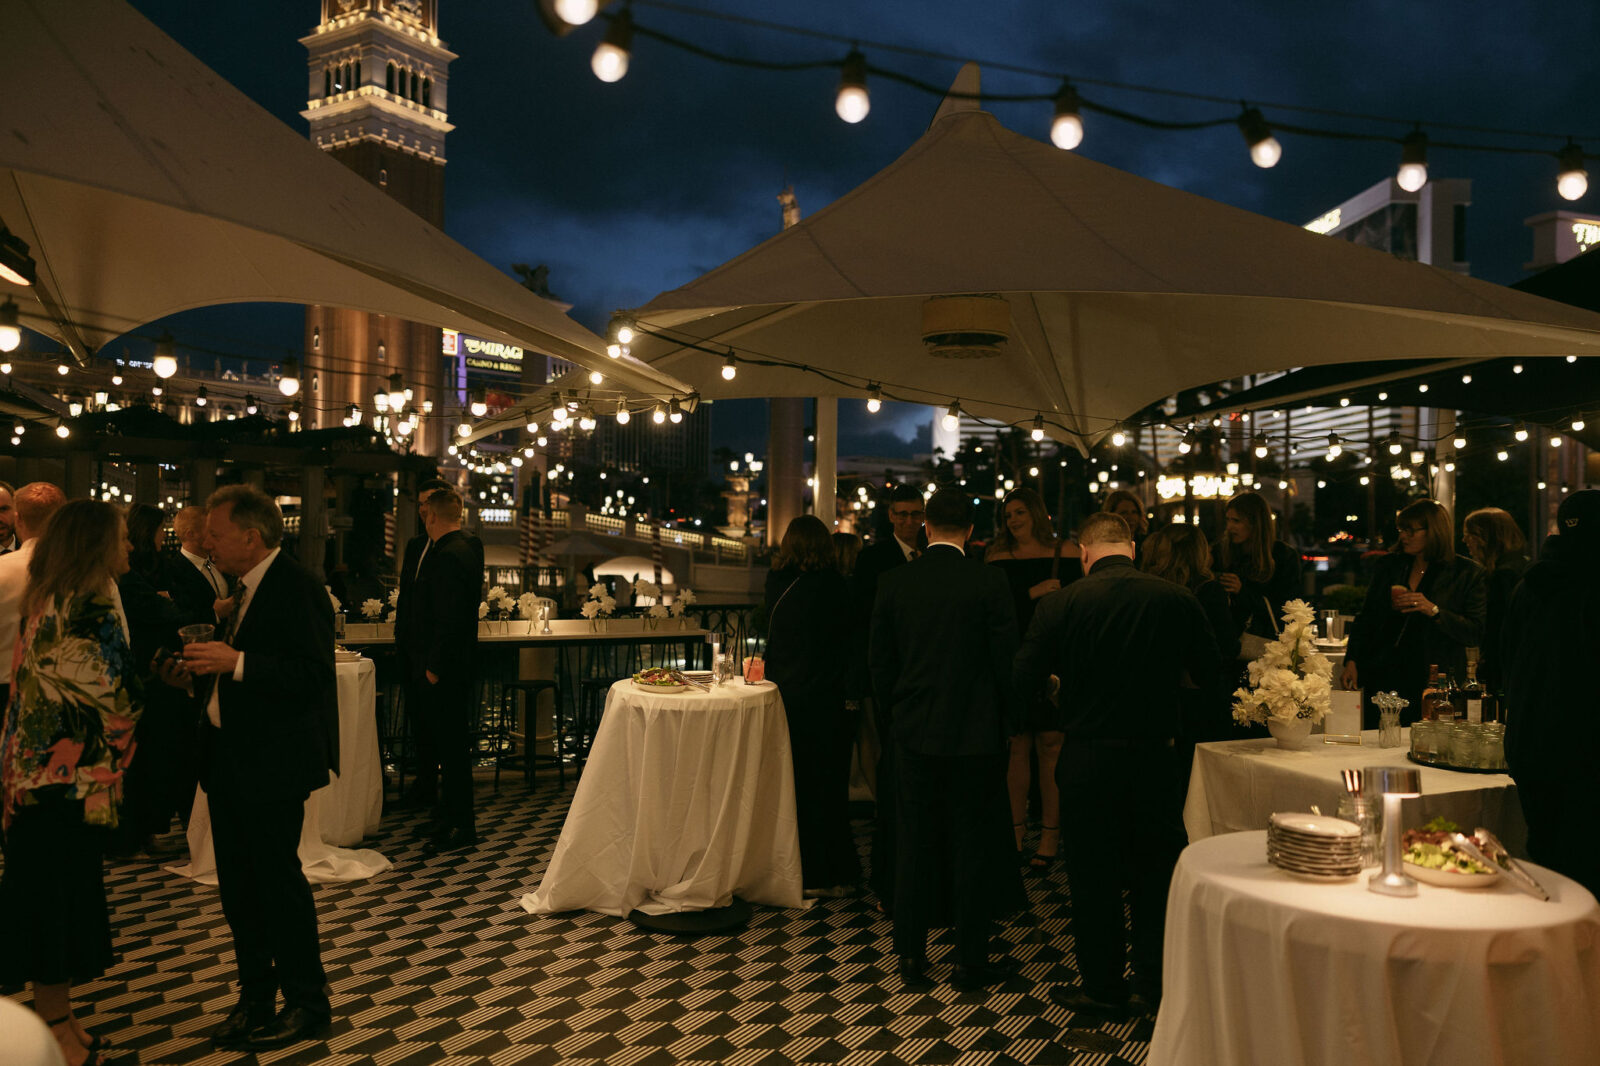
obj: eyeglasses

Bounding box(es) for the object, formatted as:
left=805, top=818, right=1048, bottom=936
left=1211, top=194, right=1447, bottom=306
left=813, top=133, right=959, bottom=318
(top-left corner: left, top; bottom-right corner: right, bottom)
left=1397, top=524, right=1427, bottom=535
left=890, top=509, right=925, bottom=519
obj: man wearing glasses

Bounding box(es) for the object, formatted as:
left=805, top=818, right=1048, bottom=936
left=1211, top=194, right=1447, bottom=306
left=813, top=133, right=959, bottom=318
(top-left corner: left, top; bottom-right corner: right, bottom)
left=853, top=484, right=928, bottom=918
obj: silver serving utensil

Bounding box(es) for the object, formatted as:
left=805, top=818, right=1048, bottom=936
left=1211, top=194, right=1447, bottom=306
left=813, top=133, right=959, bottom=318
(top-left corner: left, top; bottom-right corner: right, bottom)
left=1471, top=827, right=1551, bottom=901
left=670, top=669, right=710, bottom=691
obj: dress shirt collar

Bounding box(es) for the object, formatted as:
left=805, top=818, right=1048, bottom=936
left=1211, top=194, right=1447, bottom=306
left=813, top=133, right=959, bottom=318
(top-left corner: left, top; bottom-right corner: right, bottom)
left=925, top=540, right=966, bottom=556
left=233, top=547, right=281, bottom=623
left=1087, top=554, right=1137, bottom=575
left=180, top=546, right=210, bottom=570
left=894, top=535, right=919, bottom=560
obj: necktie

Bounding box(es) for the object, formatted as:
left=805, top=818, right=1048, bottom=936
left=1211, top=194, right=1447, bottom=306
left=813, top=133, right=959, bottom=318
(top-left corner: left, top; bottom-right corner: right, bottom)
left=203, top=560, right=224, bottom=598
left=223, top=582, right=248, bottom=643
left=909, top=547, right=922, bottom=560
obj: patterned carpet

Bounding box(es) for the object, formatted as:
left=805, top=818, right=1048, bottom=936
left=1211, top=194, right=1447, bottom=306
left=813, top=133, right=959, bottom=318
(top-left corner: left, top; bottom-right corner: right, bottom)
left=13, top=774, right=1155, bottom=1066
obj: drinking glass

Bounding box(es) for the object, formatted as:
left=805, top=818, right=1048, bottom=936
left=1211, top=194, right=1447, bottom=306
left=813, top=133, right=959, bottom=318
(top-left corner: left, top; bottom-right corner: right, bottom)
left=714, top=653, right=735, bottom=685
left=1378, top=708, right=1403, bottom=748
left=1337, top=793, right=1380, bottom=867
left=178, top=623, right=214, bottom=646
left=1321, top=610, right=1343, bottom=641
left=743, top=655, right=765, bottom=683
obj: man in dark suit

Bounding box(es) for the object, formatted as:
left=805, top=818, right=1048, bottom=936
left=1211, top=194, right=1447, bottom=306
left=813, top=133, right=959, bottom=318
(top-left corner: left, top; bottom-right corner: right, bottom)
left=394, top=477, right=451, bottom=808
left=182, top=485, right=339, bottom=1050
left=168, top=504, right=232, bottom=627
left=870, top=488, right=1019, bottom=991
left=411, top=487, right=483, bottom=854
left=853, top=483, right=926, bottom=913
left=1013, top=513, right=1219, bottom=1019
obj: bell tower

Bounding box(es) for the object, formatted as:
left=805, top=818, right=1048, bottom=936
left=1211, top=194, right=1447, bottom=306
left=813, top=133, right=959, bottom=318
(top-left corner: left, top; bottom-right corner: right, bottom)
left=300, top=0, right=455, bottom=452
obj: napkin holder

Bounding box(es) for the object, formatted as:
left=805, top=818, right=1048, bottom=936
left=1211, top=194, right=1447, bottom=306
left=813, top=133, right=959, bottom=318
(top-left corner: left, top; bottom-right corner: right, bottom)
left=1322, top=688, right=1362, bottom=745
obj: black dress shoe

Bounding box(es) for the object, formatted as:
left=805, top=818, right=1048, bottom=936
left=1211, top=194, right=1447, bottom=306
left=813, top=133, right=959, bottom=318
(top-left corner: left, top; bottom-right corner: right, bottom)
left=897, top=956, right=933, bottom=991
left=239, top=1005, right=332, bottom=1050
left=1048, top=985, right=1129, bottom=1019
left=951, top=958, right=1018, bottom=991
left=425, top=825, right=478, bottom=855
left=212, top=998, right=275, bottom=1048
left=1127, top=991, right=1161, bottom=1017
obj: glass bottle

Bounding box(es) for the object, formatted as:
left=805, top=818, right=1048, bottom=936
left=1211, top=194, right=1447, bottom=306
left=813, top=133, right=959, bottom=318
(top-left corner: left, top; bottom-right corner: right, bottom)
left=1459, top=660, right=1486, bottom=724
left=1420, top=664, right=1444, bottom=721
left=1434, top=671, right=1459, bottom=723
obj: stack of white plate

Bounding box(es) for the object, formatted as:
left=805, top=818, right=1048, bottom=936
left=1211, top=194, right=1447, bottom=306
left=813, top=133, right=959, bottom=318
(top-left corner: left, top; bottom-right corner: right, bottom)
left=1266, top=812, right=1363, bottom=880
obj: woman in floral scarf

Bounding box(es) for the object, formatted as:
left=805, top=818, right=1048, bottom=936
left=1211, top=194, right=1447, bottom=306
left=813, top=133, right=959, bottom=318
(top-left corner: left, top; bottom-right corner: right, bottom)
left=0, top=500, right=138, bottom=1065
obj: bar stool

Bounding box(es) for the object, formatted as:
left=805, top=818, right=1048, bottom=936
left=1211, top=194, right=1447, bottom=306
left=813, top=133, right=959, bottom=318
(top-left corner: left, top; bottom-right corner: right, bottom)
left=577, top=677, right=624, bottom=764
left=498, top=679, right=565, bottom=788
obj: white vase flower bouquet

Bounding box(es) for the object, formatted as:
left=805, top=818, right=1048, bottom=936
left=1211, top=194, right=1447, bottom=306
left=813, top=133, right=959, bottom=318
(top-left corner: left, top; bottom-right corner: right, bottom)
left=1231, top=598, right=1333, bottom=726
left=646, top=603, right=669, bottom=629
left=580, top=585, right=617, bottom=629
left=484, top=585, right=513, bottom=622
left=668, top=588, right=695, bottom=618
left=516, top=591, right=541, bottom=620
left=633, top=577, right=660, bottom=605
left=360, top=597, right=386, bottom=622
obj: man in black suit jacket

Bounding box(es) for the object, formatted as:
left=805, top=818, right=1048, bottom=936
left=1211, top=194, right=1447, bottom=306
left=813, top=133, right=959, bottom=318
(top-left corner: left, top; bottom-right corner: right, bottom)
left=852, top=484, right=926, bottom=912
left=1013, top=512, right=1219, bottom=1018
left=870, top=488, right=1019, bottom=992
left=394, top=477, right=451, bottom=808
left=182, top=485, right=339, bottom=1051
left=167, top=504, right=232, bottom=627
left=411, top=487, right=483, bottom=853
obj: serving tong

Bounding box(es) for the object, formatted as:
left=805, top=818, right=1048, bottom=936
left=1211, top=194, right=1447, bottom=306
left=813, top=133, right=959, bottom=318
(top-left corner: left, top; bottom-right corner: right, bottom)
left=1449, top=828, right=1551, bottom=901
left=669, top=669, right=710, bottom=691
left=1341, top=768, right=1363, bottom=795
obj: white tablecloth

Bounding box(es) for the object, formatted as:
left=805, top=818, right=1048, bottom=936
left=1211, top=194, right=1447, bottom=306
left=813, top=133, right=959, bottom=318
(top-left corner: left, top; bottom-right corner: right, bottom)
left=1185, top=728, right=1527, bottom=856
left=171, top=658, right=391, bottom=885
left=521, top=679, right=804, bottom=917
left=1149, top=830, right=1600, bottom=1066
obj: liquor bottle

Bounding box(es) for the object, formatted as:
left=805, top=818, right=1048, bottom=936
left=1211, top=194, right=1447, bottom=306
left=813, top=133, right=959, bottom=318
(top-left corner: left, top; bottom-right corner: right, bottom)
left=1434, top=671, right=1460, bottom=723
left=1459, top=660, right=1486, bottom=724
left=1420, top=664, right=1444, bottom=721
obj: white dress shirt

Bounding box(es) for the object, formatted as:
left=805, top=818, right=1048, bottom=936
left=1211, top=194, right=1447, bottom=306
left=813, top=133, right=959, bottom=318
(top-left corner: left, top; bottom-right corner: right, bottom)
left=181, top=546, right=227, bottom=598
left=894, top=535, right=920, bottom=561
left=0, top=540, right=35, bottom=680
left=206, top=547, right=279, bottom=728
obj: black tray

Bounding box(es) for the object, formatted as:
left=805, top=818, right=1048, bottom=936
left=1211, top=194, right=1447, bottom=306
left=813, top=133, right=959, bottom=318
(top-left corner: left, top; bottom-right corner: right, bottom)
left=1406, top=751, right=1508, bottom=775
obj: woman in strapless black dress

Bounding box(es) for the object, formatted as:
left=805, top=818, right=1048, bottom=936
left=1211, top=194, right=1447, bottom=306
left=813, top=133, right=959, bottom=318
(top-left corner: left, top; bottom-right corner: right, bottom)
left=985, top=488, right=1082, bottom=871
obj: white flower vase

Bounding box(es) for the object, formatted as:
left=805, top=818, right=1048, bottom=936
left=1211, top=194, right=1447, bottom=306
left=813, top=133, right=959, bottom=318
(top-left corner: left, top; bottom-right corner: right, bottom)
left=1267, top=714, right=1314, bottom=750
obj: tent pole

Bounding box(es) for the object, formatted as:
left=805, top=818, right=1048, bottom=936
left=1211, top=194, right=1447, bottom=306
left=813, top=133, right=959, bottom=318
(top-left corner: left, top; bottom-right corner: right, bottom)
left=814, top=397, right=837, bottom=528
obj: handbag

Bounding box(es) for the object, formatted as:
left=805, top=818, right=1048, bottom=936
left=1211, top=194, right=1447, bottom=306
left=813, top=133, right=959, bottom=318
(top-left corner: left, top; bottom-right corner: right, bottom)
left=1237, top=594, right=1280, bottom=662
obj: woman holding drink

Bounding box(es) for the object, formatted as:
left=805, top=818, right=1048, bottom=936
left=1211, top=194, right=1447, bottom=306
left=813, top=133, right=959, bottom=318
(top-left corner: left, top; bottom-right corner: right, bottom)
left=1340, top=499, right=1486, bottom=726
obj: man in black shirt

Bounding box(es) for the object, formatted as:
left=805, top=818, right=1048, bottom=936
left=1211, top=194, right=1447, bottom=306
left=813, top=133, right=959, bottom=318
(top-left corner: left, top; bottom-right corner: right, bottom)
left=1013, top=512, right=1218, bottom=1017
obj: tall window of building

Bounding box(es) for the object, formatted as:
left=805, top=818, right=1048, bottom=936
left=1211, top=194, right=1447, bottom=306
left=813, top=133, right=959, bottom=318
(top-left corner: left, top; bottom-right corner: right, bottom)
left=1453, top=204, right=1468, bottom=263
left=421, top=77, right=431, bottom=107
left=386, top=62, right=395, bottom=93
left=324, top=68, right=332, bottom=97
left=410, top=71, right=419, bottom=101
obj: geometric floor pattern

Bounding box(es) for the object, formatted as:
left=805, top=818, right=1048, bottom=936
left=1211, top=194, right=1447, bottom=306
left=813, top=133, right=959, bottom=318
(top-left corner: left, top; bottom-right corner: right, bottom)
left=14, top=774, right=1155, bottom=1065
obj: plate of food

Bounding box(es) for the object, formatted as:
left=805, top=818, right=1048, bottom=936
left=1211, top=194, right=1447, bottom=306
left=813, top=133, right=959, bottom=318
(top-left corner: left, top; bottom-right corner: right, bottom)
left=632, top=667, right=688, bottom=692
left=1401, top=816, right=1501, bottom=888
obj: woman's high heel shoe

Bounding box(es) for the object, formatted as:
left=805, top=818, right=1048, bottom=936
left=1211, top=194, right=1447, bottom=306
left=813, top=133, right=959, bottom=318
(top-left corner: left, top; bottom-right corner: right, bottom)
left=1029, top=825, right=1060, bottom=873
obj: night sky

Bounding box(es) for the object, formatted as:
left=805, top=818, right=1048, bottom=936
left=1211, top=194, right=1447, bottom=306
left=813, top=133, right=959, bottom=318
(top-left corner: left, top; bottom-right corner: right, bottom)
left=125, top=0, right=1599, bottom=459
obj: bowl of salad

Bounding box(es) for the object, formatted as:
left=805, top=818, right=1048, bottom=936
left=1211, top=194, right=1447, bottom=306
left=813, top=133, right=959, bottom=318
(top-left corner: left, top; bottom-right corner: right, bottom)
left=1401, top=816, right=1501, bottom=888
left=632, top=667, right=687, bottom=692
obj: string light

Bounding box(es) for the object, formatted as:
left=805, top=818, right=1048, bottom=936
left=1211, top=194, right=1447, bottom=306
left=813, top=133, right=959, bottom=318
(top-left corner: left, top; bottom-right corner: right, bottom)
left=1573, top=415, right=1587, bottom=431
left=67, top=396, right=83, bottom=418
left=110, top=362, right=123, bottom=386
left=195, top=385, right=207, bottom=407
left=278, top=356, right=301, bottom=396
left=652, top=404, right=666, bottom=424
left=1514, top=421, right=1529, bottom=442
left=55, top=362, right=69, bottom=376
left=1031, top=414, right=1045, bottom=442
left=1177, top=428, right=1195, bottom=455
left=668, top=399, right=683, bottom=424
left=1050, top=83, right=1083, bottom=150
left=1111, top=426, right=1128, bottom=447
left=387, top=373, right=406, bottom=411
left=1253, top=433, right=1269, bottom=458
left=615, top=400, right=630, bottom=424
left=153, top=331, right=178, bottom=378
left=244, top=395, right=259, bottom=415
left=470, top=390, right=488, bottom=418
left=1558, top=142, right=1588, bottom=201
left=588, top=369, right=604, bottom=385
left=721, top=354, right=737, bottom=381
left=941, top=402, right=960, bottom=433
left=1453, top=431, right=1467, bottom=449
left=55, top=424, right=69, bottom=439
left=1496, top=448, right=1509, bottom=461
left=591, top=9, right=633, bottom=83
left=835, top=49, right=869, bottom=123
left=1396, top=128, right=1428, bottom=192
left=866, top=384, right=882, bottom=413
left=552, top=0, right=598, bottom=27
left=1326, top=432, right=1342, bottom=459
left=1386, top=430, right=1402, bottom=455
left=0, top=298, right=19, bottom=353
left=1237, top=108, right=1281, bottom=168
left=457, top=421, right=471, bottom=437
left=288, top=400, right=302, bottom=423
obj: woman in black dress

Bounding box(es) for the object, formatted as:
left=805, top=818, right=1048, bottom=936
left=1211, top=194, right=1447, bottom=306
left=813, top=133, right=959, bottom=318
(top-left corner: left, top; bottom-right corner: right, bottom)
left=764, top=515, right=859, bottom=896
left=1143, top=526, right=1240, bottom=794
left=1462, top=507, right=1528, bottom=694
left=1340, top=499, right=1486, bottom=725
left=1214, top=491, right=1303, bottom=654
left=984, top=487, right=1082, bottom=870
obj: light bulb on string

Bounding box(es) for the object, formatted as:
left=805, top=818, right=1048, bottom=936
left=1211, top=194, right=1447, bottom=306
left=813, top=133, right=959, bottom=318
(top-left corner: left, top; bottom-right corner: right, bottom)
left=668, top=400, right=683, bottom=424
left=1453, top=431, right=1467, bottom=449
left=1558, top=142, right=1588, bottom=201
left=1326, top=432, right=1342, bottom=459
left=588, top=369, right=604, bottom=386
left=1514, top=421, right=1529, bottom=442
left=590, top=9, right=633, bottom=83
left=1573, top=416, right=1587, bottom=431
left=1237, top=107, right=1281, bottom=168
left=387, top=373, right=406, bottom=411
left=1050, top=82, right=1083, bottom=150
left=457, top=421, right=470, bottom=438
left=1396, top=128, right=1428, bottom=192
left=1253, top=433, right=1269, bottom=458
left=941, top=402, right=960, bottom=433
left=835, top=49, right=869, bottom=124
left=56, top=362, right=69, bottom=376
left=288, top=400, right=301, bottom=423
left=469, top=390, right=488, bottom=418
left=1496, top=449, right=1510, bottom=462
left=153, top=331, right=178, bottom=378
left=615, top=401, right=630, bottom=425
left=0, top=298, right=20, bottom=353
left=652, top=404, right=666, bottom=424
left=1177, top=429, right=1195, bottom=455
left=195, top=385, right=208, bottom=407
left=278, top=356, right=300, bottom=396
left=866, top=384, right=882, bottom=413
left=1111, top=426, right=1127, bottom=448
left=55, top=424, right=69, bottom=439
left=552, top=0, right=598, bottom=27
left=1031, top=415, right=1045, bottom=442
left=720, top=354, right=737, bottom=381
left=1387, top=430, right=1402, bottom=455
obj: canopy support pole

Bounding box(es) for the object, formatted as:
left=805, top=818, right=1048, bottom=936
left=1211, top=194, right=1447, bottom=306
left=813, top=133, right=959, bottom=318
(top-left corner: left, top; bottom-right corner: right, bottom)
left=814, top=397, right=836, bottom=527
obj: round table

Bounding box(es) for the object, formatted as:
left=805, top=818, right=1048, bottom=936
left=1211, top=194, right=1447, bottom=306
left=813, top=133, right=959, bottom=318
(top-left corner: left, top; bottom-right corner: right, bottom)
left=1149, top=830, right=1600, bottom=1066
left=520, top=678, right=803, bottom=924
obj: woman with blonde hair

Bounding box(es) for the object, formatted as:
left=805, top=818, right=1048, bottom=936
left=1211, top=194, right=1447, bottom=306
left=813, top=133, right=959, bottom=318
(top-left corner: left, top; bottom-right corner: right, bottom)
left=985, top=487, right=1082, bottom=871
left=0, top=500, right=139, bottom=1065
left=1463, top=507, right=1529, bottom=692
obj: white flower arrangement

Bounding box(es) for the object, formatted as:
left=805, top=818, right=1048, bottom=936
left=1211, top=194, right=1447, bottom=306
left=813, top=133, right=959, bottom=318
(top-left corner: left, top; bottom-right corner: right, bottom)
left=647, top=603, right=669, bottom=620
left=633, top=577, right=660, bottom=603
left=1231, top=598, right=1334, bottom=726
left=477, top=601, right=490, bottom=619
left=581, top=584, right=617, bottom=622
left=326, top=586, right=342, bottom=614
left=387, top=587, right=400, bottom=610
left=517, top=592, right=541, bottom=619
left=361, top=597, right=385, bottom=621
left=668, top=588, right=696, bottom=617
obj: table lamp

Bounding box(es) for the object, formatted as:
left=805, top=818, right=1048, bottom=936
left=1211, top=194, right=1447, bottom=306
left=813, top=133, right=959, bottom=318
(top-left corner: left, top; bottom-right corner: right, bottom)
left=1367, top=765, right=1422, bottom=897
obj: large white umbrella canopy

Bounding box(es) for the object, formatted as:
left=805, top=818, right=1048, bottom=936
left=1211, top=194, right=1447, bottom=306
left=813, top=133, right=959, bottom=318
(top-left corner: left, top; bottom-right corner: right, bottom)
left=0, top=0, right=690, bottom=403
left=626, top=68, right=1600, bottom=449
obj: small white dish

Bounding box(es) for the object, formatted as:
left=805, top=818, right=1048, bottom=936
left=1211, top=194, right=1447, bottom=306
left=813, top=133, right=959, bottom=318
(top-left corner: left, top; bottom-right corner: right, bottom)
left=1270, top=812, right=1361, bottom=838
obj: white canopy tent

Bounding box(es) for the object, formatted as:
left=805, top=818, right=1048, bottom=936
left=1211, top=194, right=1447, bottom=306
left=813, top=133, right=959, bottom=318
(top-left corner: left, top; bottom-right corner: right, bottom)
left=0, top=0, right=690, bottom=406
left=623, top=67, right=1600, bottom=451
